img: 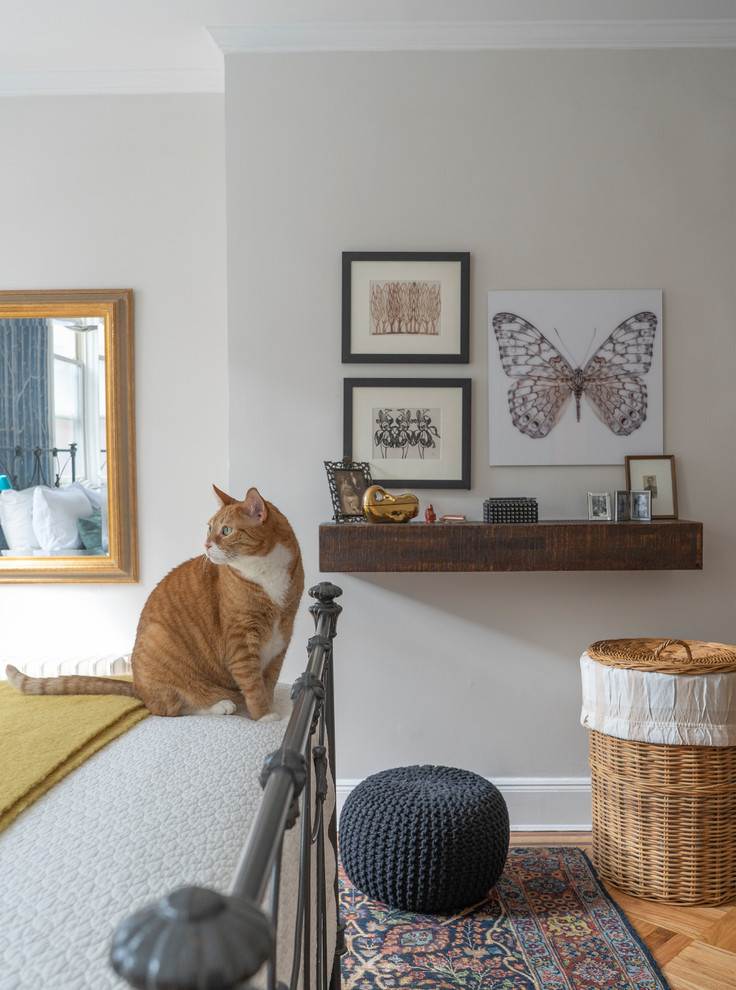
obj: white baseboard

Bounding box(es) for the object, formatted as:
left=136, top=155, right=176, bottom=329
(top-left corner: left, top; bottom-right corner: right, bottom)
left=336, top=776, right=592, bottom=832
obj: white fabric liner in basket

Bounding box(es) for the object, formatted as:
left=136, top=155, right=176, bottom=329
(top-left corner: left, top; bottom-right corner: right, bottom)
left=580, top=650, right=736, bottom=746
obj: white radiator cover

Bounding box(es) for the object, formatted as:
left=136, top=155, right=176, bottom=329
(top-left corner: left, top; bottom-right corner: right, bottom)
left=1, top=654, right=132, bottom=678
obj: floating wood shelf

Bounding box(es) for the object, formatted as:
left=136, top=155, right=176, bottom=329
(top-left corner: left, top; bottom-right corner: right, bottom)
left=319, top=520, right=703, bottom=573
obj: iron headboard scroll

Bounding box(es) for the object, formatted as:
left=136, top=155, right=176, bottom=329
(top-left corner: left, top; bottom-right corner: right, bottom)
left=110, top=582, right=344, bottom=990
left=0, top=443, right=77, bottom=489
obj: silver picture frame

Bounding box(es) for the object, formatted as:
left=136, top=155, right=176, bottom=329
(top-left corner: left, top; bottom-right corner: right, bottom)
left=587, top=492, right=612, bottom=521
left=630, top=489, right=652, bottom=521
left=613, top=489, right=630, bottom=521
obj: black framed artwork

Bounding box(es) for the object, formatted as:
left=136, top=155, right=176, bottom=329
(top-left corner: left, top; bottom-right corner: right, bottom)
left=343, top=378, right=471, bottom=489
left=342, top=252, right=470, bottom=363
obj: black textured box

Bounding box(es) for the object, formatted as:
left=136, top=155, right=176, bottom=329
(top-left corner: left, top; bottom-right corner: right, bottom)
left=483, top=497, right=538, bottom=524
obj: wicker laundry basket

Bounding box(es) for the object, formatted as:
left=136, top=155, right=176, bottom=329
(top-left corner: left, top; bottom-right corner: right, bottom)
left=586, top=637, right=736, bottom=905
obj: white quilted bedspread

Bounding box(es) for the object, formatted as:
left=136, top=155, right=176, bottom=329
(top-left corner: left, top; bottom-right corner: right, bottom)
left=0, top=683, right=328, bottom=990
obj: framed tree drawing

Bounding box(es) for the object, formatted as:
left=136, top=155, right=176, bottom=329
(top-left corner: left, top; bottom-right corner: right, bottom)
left=343, top=378, right=471, bottom=489
left=488, top=289, right=663, bottom=466
left=342, top=252, right=470, bottom=363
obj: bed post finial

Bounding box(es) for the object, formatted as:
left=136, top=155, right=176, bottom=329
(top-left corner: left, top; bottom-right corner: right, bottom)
left=308, top=582, right=343, bottom=628
left=111, top=886, right=274, bottom=990
left=308, top=581, right=343, bottom=604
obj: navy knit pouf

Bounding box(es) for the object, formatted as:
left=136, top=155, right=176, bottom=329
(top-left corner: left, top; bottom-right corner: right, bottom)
left=339, top=764, right=509, bottom=913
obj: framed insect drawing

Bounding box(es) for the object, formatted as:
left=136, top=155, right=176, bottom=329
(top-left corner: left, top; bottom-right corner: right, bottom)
left=488, top=290, right=663, bottom=466
left=344, top=378, right=471, bottom=488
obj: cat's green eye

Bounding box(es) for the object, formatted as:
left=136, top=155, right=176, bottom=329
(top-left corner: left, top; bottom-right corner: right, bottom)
left=222, top=526, right=233, bottom=536
left=207, top=524, right=212, bottom=533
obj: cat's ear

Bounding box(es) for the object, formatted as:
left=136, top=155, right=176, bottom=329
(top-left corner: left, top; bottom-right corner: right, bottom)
left=213, top=484, right=238, bottom=506
left=242, top=487, right=268, bottom=524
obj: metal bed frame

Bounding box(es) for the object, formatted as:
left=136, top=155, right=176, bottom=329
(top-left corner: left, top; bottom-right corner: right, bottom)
left=111, top=581, right=345, bottom=990
left=0, top=443, right=77, bottom=489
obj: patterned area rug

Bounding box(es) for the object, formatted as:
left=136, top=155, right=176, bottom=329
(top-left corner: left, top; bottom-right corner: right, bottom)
left=340, top=846, right=670, bottom=989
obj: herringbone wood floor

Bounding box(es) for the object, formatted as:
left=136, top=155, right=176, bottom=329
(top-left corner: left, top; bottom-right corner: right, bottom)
left=514, top=831, right=736, bottom=990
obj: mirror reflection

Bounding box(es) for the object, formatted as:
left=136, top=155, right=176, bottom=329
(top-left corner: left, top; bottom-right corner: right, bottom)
left=0, top=290, right=137, bottom=582
left=1, top=317, right=107, bottom=556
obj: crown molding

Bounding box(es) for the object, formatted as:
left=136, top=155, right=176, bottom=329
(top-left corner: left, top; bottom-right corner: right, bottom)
left=1, top=17, right=732, bottom=96
left=0, top=67, right=224, bottom=98
left=208, top=19, right=736, bottom=54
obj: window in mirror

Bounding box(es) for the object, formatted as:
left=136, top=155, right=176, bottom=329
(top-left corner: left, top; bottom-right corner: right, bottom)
left=51, top=317, right=106, bottom=484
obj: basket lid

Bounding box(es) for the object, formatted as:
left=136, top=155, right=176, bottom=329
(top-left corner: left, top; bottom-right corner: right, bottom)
left=587, top=638, right=736, bottom=674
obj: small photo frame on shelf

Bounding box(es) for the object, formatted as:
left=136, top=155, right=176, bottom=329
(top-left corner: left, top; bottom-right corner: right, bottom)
left=630, top=490, right=653, bottom=521
left=324, top=458, right=373, bottom=523
left=625, top=454, right=678, bottom=518
left=613, top=490, right=630, bottom=521
left=342, top=252, right=470, bottom=363
left=587, top=492, right=612, bottom=521
left=344, top=378, right=471, bottom=489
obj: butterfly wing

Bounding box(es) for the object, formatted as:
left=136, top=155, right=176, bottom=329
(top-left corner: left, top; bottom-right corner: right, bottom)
left=493, top=312, right=575, bottom=439
left=582, top=311, right=657, bottom=436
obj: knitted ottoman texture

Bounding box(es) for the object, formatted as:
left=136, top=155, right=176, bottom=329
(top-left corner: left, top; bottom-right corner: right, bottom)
left=339, top=764, right=509, bottom=912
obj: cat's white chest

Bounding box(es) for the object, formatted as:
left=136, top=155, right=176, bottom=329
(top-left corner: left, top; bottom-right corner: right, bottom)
left=260, top=624, right=286, bottom=671
left=230, top=542, right=293, bottom=606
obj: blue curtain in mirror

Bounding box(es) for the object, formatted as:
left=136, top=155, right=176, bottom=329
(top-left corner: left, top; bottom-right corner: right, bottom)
left=0, top=318, right=51, bottom=490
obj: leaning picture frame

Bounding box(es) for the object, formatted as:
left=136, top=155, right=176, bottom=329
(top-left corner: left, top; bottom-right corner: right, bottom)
left=344, top=378, right=471, bottom=489
left=625, top=454, right=678, bottom=518
left=342, top=252, right=470, bottom=363
left=324, top=458, right=373, bottom=522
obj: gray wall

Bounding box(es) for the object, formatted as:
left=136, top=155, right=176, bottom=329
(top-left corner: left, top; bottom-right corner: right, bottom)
left=0, top=49, right=733, bottom=826
left=224, top=49, right=735, bottom=821
left=0, top=94, right=228, bottom=659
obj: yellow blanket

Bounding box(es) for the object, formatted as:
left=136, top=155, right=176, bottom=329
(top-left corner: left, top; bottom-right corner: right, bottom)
left=0, top=679, right=148, bottom=834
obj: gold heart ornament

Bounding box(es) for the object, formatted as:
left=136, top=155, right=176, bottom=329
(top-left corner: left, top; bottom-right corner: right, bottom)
left=362, top=485, right=419, bottom=524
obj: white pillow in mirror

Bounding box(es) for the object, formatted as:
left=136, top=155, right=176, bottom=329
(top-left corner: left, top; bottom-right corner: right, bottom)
left=78, top=480, right=102, bottom=511
left=0, top=488, right=42, bottom=550
left=32, top=484, right=94, bottom=552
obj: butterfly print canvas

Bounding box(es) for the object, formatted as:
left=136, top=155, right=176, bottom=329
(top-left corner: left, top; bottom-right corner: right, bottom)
left=492, top=311, right=657, bottom=439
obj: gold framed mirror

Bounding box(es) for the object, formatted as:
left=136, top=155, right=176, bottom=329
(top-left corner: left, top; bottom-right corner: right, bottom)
left=0, top=289, right=138, bottom=582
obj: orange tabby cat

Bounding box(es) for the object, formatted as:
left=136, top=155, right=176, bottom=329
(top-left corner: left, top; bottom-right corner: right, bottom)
left=5, top=486, right=304, bottom=720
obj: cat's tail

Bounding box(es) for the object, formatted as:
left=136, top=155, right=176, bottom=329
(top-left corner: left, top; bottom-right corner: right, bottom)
left=4, top=664, right=136, bottom=698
